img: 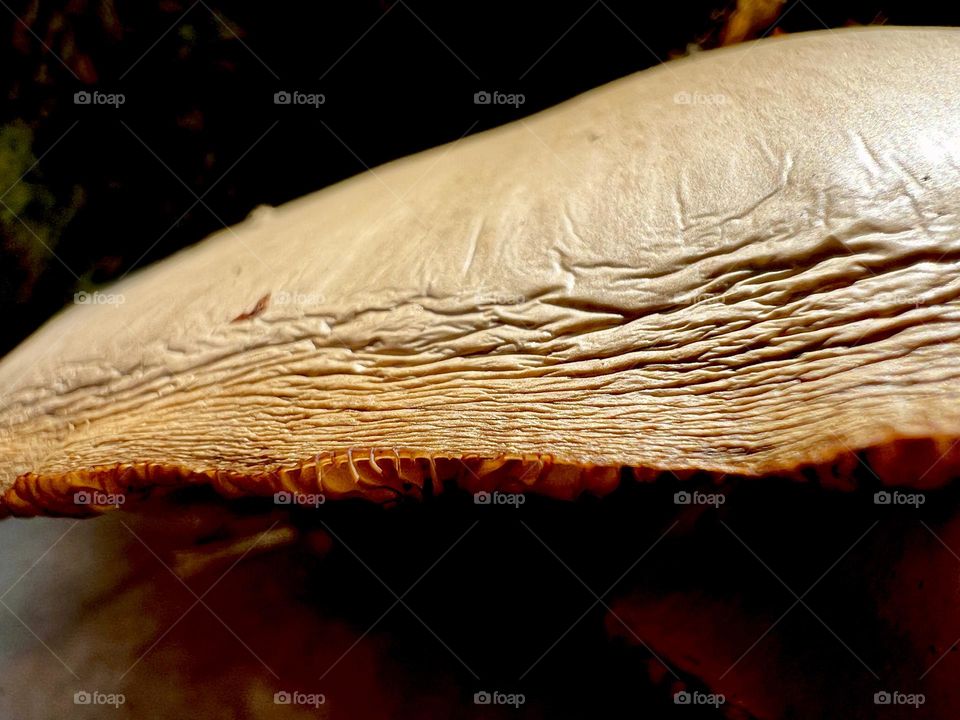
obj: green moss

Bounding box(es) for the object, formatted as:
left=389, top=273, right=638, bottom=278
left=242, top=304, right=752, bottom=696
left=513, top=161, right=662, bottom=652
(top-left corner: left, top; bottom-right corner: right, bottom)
left=0, top=121, right=82, bottom=300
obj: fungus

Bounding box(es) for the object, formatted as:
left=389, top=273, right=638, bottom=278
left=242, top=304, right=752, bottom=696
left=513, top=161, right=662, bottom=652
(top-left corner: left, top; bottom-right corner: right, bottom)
left=2, top=27, right=960, bottom=719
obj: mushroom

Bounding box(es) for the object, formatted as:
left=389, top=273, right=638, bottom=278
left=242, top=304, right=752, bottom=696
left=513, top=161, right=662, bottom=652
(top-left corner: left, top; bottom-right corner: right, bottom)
left=3, top=27, right=960, bottom=514
left=2, top=26, right=960, bottom=719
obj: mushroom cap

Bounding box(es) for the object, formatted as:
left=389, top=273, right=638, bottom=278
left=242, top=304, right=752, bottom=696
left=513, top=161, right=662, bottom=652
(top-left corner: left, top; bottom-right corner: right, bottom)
left=3, top=27, right=960, bottom=515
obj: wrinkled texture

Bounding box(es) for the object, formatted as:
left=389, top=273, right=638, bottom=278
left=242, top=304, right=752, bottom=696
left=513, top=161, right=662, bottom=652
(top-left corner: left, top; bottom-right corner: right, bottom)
left=1, top=27, right=960, bottom=515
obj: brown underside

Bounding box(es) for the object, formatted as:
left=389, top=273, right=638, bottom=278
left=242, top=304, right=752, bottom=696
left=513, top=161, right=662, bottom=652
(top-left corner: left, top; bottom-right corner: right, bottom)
left=4, top=434, right=958, bottom=518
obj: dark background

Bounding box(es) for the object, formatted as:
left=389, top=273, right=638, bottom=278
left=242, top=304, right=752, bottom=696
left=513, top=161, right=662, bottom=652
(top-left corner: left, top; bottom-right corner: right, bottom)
left=1, top=0, right=958, bottom=357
